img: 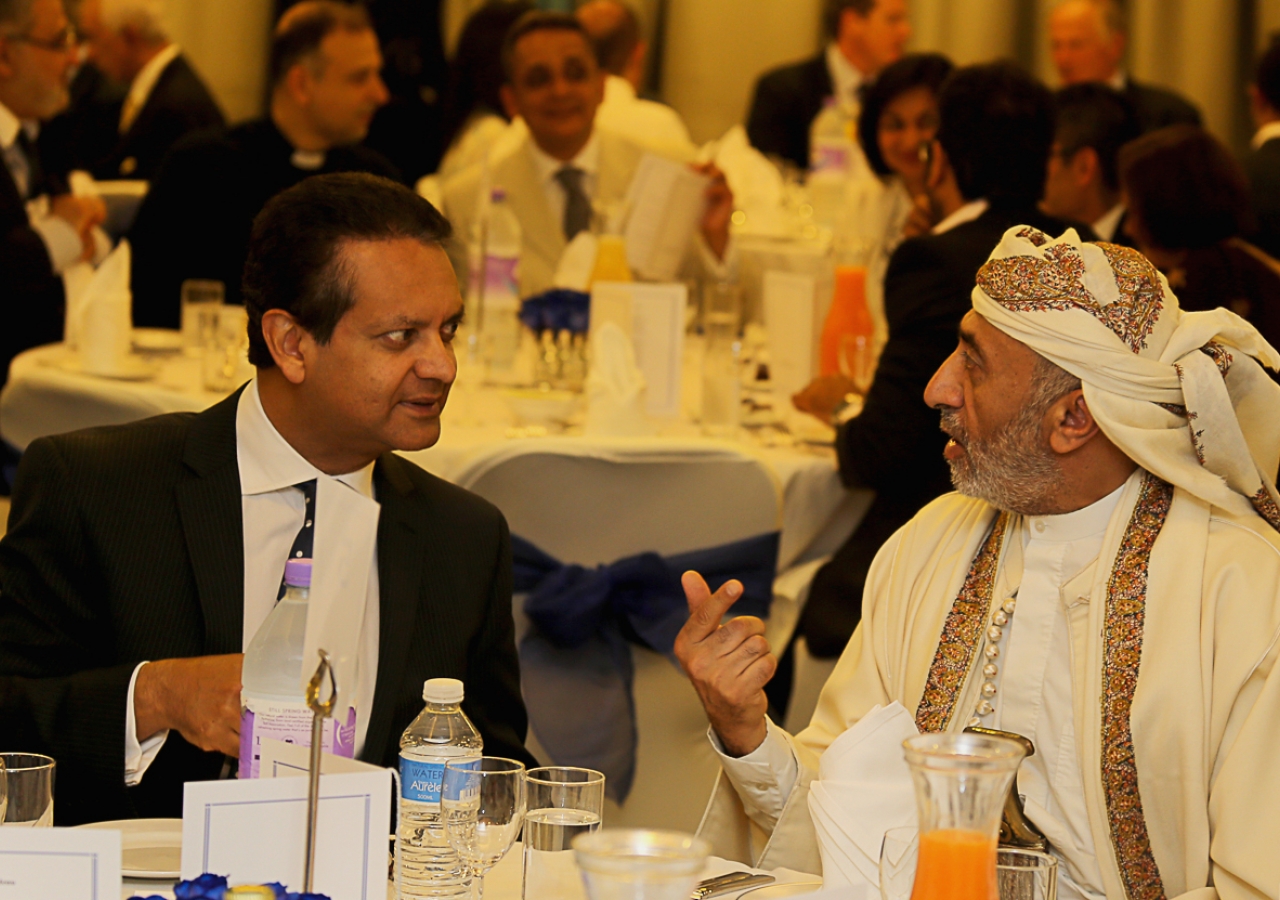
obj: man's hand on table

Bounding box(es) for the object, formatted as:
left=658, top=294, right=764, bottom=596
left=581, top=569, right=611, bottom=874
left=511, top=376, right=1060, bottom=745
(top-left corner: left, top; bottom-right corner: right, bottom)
left=792, top=373, right=859, bottom=423
left=134, top=654, right=244, bottom=756
left=674, top=571, right=774, bottom=758
left=50, top=194, right=108, bottom=262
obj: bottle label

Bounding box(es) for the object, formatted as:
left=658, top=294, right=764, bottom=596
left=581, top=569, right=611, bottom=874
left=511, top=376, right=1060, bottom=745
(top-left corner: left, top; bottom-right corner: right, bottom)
left=483, top=255, right=521, bottom=312
left=400, top=755, right=446, bottom=805
left=238, top=701, right=356, bottom=779
left=811, top=140, right=851, bottom=176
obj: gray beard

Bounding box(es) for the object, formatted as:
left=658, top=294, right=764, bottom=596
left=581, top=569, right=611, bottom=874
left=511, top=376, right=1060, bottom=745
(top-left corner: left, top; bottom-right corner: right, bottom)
left=940, top=406, right=1066, bottom=516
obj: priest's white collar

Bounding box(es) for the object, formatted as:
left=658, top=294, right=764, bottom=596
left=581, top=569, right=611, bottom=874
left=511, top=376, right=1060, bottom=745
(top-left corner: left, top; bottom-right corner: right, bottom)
left=236, top=379, right=375, bottom=499
left=1024, top=472, right=1132, bottom=543
left=1253, top=120, right=1280, bottom=150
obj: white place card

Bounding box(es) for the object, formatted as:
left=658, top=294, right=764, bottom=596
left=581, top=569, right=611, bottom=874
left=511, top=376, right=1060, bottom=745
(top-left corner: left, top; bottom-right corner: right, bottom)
left=258, top=738, right=386, bottom=778
left=762, top=270, right=819, bottom=401
left=622, top=154, right=709, bottom=282
left=590, top=281, right=687, bottom=418
left=0, top=827, right=121, bottom=900
left=182, top=770, right=391, bottom=900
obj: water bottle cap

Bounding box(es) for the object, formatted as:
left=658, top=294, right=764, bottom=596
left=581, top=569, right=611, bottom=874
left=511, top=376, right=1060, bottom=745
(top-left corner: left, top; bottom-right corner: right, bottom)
left=423, top=677, right=464, bottom=704
left=284, top=558, right=312, bottom=588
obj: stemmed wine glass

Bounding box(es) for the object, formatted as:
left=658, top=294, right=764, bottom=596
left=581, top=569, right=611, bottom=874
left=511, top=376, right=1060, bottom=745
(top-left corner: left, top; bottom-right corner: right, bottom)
left=443, top=757, right=527, bottom=900
left=839, top=333, right=876, bottom=395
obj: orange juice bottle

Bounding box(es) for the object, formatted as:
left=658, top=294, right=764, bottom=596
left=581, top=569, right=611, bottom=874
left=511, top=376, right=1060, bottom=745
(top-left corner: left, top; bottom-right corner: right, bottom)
left=819, top=264, right=874, bottom=376
left=909, top=829, right=998, bottom=900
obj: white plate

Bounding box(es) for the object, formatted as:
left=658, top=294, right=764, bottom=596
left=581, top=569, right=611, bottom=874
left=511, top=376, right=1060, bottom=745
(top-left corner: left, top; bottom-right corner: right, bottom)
left=133, top=328, right=184, bottom=352
left=77, top=817, right=182, bottom=880
left=42, top=350, right=159, bottom=381
left=739, top=882, right=824, bottom=899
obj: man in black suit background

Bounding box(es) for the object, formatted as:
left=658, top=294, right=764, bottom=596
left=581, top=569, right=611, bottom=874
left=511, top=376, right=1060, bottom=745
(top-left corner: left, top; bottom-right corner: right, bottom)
left=780, top=63, right=1088, bottom=696
left=129, top=0, right=396, bottom=327
left=77, top=0, right=223, bottom=180
left=1246, top=34, right=1280, bottom=261
left=1048, top=0, right=1200, bottom=134
left=1041, top=82, right=1141, bottom=245
left=0, top=172, right=533, bottom=824
left=745, top=0, right=909, bottom=170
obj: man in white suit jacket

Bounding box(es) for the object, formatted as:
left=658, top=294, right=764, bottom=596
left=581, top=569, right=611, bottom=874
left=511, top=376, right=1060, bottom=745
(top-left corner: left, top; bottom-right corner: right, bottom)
left=440, top=10, right=731, bottom=298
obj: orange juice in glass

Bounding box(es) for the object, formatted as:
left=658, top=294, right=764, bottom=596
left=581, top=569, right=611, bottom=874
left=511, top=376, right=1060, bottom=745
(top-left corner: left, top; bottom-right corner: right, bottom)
left=909, top=829, right=998, bottom=900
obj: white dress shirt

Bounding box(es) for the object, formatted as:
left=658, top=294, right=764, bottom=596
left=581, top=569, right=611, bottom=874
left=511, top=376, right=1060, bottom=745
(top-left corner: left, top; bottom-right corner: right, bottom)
left=527, top=132, right=601, bottom=232
left=715, top=480, right=1128, bottom=899
left=596, top=76, right=695, bottom=159
left=932, top=198, right=989, bottom=235
left=125, top=381, right=382, bottom=783
left=1091, top=203, right=1126, bottom=243
left=825, top=43, right=865, bottom=109
left=119, top=43, right=181, bottom=134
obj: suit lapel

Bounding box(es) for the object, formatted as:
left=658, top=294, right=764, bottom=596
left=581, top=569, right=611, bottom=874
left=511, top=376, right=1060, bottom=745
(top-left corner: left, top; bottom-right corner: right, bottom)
left=175, top=390, right=245, bottom=655
left=496, top=141, right=565, bottom=278
left=362, top=454, right=424, bottom=763
left=596, top=131, right=642, bottom=209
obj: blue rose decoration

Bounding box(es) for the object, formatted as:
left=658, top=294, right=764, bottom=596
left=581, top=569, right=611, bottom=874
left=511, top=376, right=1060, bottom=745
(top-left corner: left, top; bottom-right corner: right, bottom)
left=131, top=874, right=330, bottom=900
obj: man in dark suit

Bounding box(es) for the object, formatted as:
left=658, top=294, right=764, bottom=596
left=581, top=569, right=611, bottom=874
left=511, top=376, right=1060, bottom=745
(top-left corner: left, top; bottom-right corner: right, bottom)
left=1246, top=34, right=1280, bottom=261
left=1041, top=82, right=1140, bottom=245
left=1, top=0, right=108, bottom=393
left=0, top=172, right=533, bottom=825
left=129, top=0, right=395, bottom=327
left=1048, top=0, right=1200, bottom=134
left=782, top=63, right=1089, bottom=688
left=77, top=0, right=223, bottom=180
left=745, top=0, right=909, bottom=170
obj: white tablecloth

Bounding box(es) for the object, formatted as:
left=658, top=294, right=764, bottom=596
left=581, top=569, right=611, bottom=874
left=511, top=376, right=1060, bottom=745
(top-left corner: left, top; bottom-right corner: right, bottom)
left=1, top=340, right=867, bottom=572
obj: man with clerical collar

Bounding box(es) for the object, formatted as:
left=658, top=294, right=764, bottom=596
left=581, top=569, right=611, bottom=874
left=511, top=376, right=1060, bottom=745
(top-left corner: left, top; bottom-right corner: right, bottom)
left=76, top=0, right=223, bottom=180
left=745, top=0, right=910, bottom=171
left=128, top=0, right=397, bottom=328
left=440, top=10, right=732, bottom=300
left=676, top=226, right=1280, bottom=900
left=1041, top=82, right=1141, bottom=246
left=0, top=172, right=533, bottom=825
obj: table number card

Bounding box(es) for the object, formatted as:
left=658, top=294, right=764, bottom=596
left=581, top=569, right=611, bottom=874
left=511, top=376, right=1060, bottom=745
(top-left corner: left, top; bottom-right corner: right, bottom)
left=182, top=769, right=392, bottom=900
left=762, top=270, right=820, bottom=401
left=0, top=827, right=121, bottom=900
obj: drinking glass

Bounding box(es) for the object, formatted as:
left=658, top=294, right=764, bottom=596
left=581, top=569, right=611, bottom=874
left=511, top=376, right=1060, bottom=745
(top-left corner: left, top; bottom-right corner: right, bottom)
left=180, top=279, right=224, bottom=354
left=201, top=305, right=250, bottom=392
left=523, top=767, right=605, bottom=900
left=0, top=757, right=8, bottom=823
left=838, top=333, right=875, bottom=395
left=0, top=753, right=54, bottom=826
left=997, top=848, right=1058, bottom=900
left=572, top=828, right=709, bottom=900
left=878, top=826, right=919, bottom=900
left=443, top=757, right=527, bottom=900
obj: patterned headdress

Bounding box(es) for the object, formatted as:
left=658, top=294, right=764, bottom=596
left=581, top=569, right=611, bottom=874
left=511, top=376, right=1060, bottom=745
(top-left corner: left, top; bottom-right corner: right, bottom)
left=972, top=226, right=1280, bottom=530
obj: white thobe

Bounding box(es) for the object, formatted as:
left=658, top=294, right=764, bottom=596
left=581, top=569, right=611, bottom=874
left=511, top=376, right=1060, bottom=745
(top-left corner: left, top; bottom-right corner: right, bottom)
left=124, top=381, right=381, bottom=782
left=716, top=482, right=1128, bottom=900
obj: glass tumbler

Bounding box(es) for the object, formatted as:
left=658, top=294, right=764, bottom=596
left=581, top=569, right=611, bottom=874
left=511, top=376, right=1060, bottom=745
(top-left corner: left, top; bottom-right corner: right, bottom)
left=523, top=767, right=605, bottom=900
left=573, top=828, right=708, bottom=900
left=0, top=753, right=54, bottom=826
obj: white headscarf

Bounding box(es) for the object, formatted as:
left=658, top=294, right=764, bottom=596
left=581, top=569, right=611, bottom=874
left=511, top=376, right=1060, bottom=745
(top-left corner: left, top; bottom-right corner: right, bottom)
left=971, top=225, right=1280, bottom=530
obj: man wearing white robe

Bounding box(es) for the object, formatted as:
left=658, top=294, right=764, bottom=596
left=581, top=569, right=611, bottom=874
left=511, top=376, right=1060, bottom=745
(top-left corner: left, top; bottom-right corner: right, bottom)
left=675, top=226, right=1280, bottom=900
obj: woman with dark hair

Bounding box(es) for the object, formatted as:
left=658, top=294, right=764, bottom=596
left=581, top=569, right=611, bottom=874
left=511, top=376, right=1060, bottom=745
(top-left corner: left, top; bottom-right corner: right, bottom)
left=1120, top=124, right=1280, bottom=348
left=845, top=52, right=953, bottom=349
left=436, top=0, right=534, bottom=180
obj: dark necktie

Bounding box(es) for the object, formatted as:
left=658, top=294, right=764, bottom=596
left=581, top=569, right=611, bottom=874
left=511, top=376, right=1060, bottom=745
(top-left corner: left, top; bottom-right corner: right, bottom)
left=13, top=129, right=45, bottom=200
left=277, top=479, right=317, bottom=601
left=555, top=165, right=592, bottom=240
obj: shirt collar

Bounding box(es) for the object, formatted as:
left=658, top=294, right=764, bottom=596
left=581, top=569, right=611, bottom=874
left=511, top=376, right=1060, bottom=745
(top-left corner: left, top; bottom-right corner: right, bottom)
left=933, top=198, right=989, bottom=235
left=1253, top=120, right=1280, bottom=150
left=1092, top=202, right=1126, bottom=242
left=825, top=42, right=864, bottom=106
left=123, top=43, right=180, bottom=125
left=528, top=129, right=600, bottom=186
left=1025, top=474, right=1129, bottom=543
left=0, top=100, right=19, bottom=151
left=236, top=379, right=375, bottom=500
left=1107, top=70, right=1127, bottom=92
left=604, top=74, right=634, bottom=104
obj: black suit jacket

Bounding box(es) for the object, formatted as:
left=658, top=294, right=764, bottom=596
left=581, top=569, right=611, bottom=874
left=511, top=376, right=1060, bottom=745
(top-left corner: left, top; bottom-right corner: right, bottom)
left=0, top=390, right=532, bottom=824
left=128, top=118, right=400, bottom=327
left=746, top=53, right=833, bottom=170
left=1123, top=78, right=1201, bottom=133
left=798, top=205, right=1091, bottom=657
left=90, top=54, right=225, bottom=181
left=37, top=62, right=126, bottom=179
left=0, top=146, right=66, bottom=389
left=1245, top=137, right=1280, bottom=261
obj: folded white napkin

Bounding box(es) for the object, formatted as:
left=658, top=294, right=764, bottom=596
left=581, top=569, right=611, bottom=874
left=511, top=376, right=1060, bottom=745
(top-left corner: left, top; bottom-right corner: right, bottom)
left=584, top=322, right=654, bottom=436
left=808, top=702, right=919, bottom=889
left=78, top=239, right=134, bottom=375
left=554, top=231, right=598, bottom=291
left=712, top=126, right=788, bottom=238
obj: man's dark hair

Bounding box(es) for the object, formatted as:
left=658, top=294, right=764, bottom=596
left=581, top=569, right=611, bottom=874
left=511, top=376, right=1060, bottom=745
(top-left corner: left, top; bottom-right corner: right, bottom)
left=1255, top=32, right=1280, bottom=113
left=937, top=62, right=1055, bottom=205
left=823, top=0, right=875, bottom=38
left=1119, top=124, right=1254, bottom=250
left=501, top=10, right=590, bottom=82
left=242, top=172, right=453, bottom=369
left=579, top=0, right=639, bottom=76
left=268, top=0, right=372, bottom=90
left=1053, top=83, right=1141, bottom=193
left=857, top=53, right=953, bottom=178
left=441, top=1, right=533, bottom=152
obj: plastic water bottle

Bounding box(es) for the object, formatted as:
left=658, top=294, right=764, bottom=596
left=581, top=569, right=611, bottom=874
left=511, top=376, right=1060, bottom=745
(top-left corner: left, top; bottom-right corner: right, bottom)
left=809, top=97, right=855, bottom=229
left=483, top=189, right=522, bottom=377
left=238, top=559, right=356, bottom=779
left=398, top=678, right=484, bottom=900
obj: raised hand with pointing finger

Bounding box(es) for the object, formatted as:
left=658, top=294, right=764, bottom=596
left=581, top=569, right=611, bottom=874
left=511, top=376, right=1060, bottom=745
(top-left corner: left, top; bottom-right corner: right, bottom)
left=673, top=570, right=776, bottom=758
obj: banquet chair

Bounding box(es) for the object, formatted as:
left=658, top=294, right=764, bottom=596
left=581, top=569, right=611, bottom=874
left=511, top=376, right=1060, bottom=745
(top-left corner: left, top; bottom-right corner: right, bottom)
left=456, top=439, right=782, bottom=833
